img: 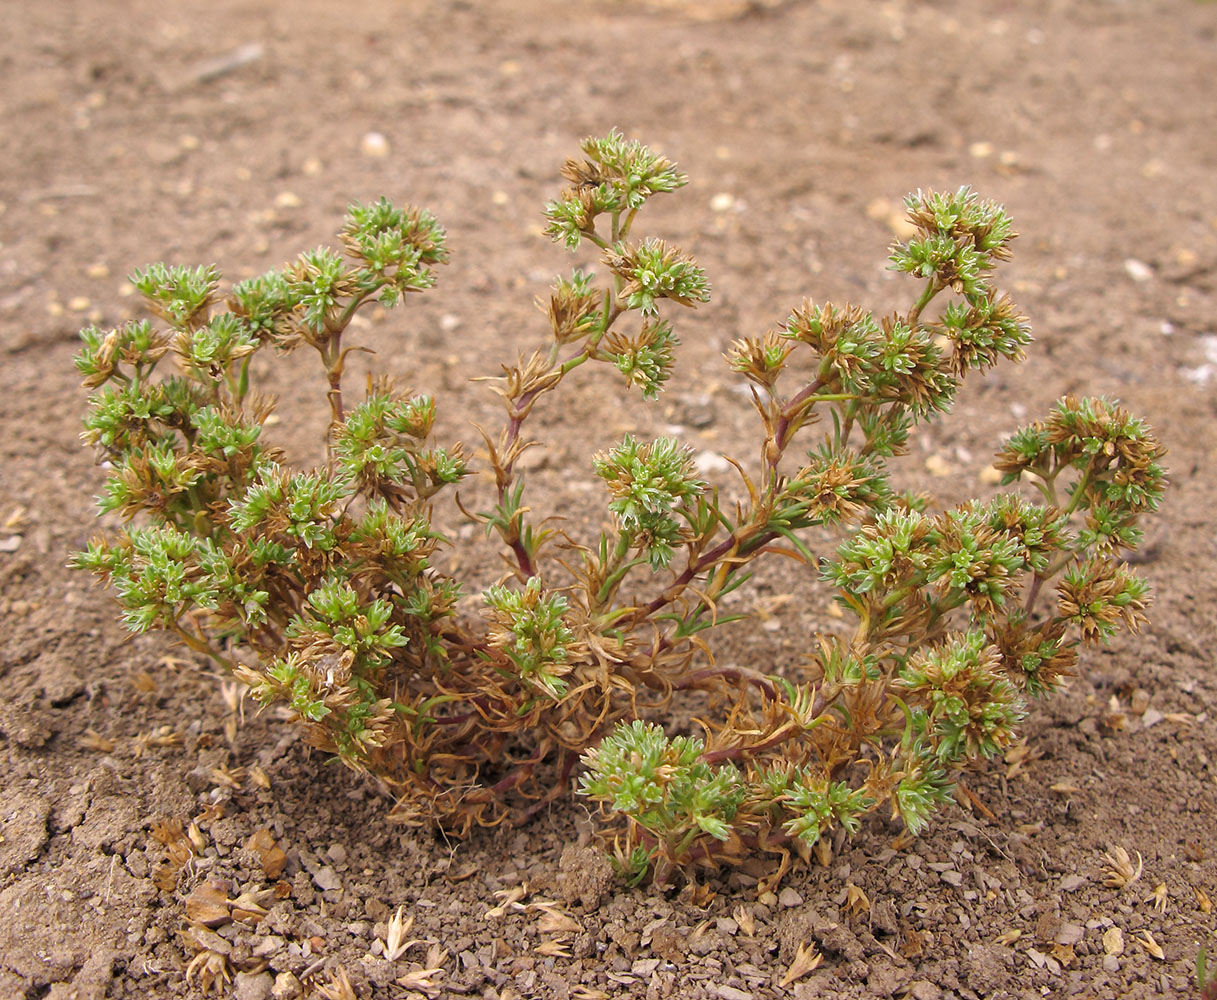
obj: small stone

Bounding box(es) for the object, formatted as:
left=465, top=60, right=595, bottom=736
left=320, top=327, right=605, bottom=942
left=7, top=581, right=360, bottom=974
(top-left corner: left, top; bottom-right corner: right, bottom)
left=1124, top=258, right=1153, bottom=282
left=274, top=191, right=302, bottom=209
left=68, top=296, right=91, bottom=312
left=778, top=887, right=804, bottom=908
left=312, top=866, right=342, bottom=892
left=235, top=971, right=273, bottom=1000
left=939, top=870, right=963, bottom=887
left=302, top=158, right=322, bottom=176
left=1102, top=954, right=1121, bottom=973
left=715, top=987, right=752, bottom=1000
left=908, top=982, right=942, bottom=1000
left=1142, top=707, right=1164, bottom=728
left=710, top=192, right=735, bottom=213
left=491, top=190, right=509, bottom=206
left=925, top=453, right=953, bottom=477
left=271, top=971, right=302, bottom=1000
left=978, top=465, right=1003, bottom=486
left=1130, top=688, right=1151, bottom=714
left=1059, top=874, right=1086, bottom=892
left=969, top=141, right=994, bottom=158
left=1055, top=923, right=1084, bottom=946
left=325, top=843, right=347, bottom=865
left=865, top=197, right=917, bottom=238
left=85, top=263, right=110, bottom=279
left=360, top=132, right=390, bottom=158
left=0, top=535, right=21, bottom=552
left=695, top=450, right=731, bottom=476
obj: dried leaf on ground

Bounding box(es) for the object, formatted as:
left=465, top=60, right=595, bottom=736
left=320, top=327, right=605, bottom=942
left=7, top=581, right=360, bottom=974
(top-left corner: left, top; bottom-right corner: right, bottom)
left=383, top=905, right=419, bottom=961
left=1101, top=845, right=1143, bottom=888
left=184, top=880, right=231, bottom=927
left=184, top=948, right=232, bottom=995
left=780, top=941, right=823, bottom=986
left=537, top=909, right=582, bottom=934
left=246, top=829, right=286, bottom=879
left=80, top=729, right=115, bottom=752
left=1138, top=930, right=1165, bottom=960
left=317, top=968, right=357, bottom=1000
left=397, top=944, right=448, bottom=996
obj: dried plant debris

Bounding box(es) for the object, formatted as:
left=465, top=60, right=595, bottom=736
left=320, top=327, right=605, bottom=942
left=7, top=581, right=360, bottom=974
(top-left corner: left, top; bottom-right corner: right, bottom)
left=780, top=941, right=823, bottom=986
left=1101, top=845, right=1144, bottom=889
left=382, top=905, right=421, bottom=962
left=73, top=131, right=1166, bottom=886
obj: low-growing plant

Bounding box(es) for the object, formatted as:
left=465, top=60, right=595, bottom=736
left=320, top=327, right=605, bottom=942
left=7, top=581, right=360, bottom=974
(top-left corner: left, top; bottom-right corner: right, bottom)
left=75, top=132, right=1165, bottom=886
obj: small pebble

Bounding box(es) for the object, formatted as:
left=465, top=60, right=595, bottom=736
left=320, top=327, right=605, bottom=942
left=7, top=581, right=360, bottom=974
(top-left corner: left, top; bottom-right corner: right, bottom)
left=361, top=132, right=390, bottom=158
left=695, top=450, right=731, bottom=476
left=274, top=191, right=302, bottom=209
left=710, top=192, right=735, bottom=213
left=778, top=887, right=804, bottom=908
left=271, top=971, right=302, bottom=1000
left=234, top=971, right=273, bottom=1000
left=925, top=453, right=953, bottom=477
left=1124, top=258, right=1153, bottom=282
left=1103, top=954, right=1121, bottom=973
left=969, top=141, right=994, bottom=158
left=1055, top=923, right=1084, bottom=946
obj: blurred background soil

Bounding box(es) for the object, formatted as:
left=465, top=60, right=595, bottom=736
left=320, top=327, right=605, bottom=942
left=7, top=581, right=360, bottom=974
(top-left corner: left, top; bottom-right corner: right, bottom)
left=1, top=1, right=1215, bottom=997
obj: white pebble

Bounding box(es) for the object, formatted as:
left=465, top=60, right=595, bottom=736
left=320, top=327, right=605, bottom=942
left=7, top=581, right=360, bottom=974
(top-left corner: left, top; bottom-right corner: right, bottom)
left=1123, top=258, right=1153, bottom=283
left=360, top=132, right=390, bottom=158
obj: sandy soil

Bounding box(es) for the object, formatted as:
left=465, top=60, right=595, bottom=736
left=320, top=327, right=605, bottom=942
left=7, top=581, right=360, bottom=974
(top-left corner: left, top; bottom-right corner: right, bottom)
left=1, top=1, right=1215, bottom=997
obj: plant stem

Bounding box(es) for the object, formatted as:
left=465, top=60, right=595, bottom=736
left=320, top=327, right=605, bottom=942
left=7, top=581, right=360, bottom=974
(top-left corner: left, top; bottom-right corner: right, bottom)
left=907, top=276, right=942, bottom=327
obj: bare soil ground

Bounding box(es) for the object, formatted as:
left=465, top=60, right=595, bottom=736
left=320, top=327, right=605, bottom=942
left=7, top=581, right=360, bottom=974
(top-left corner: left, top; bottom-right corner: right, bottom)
left=1, top=1, right=1215, bottom=997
